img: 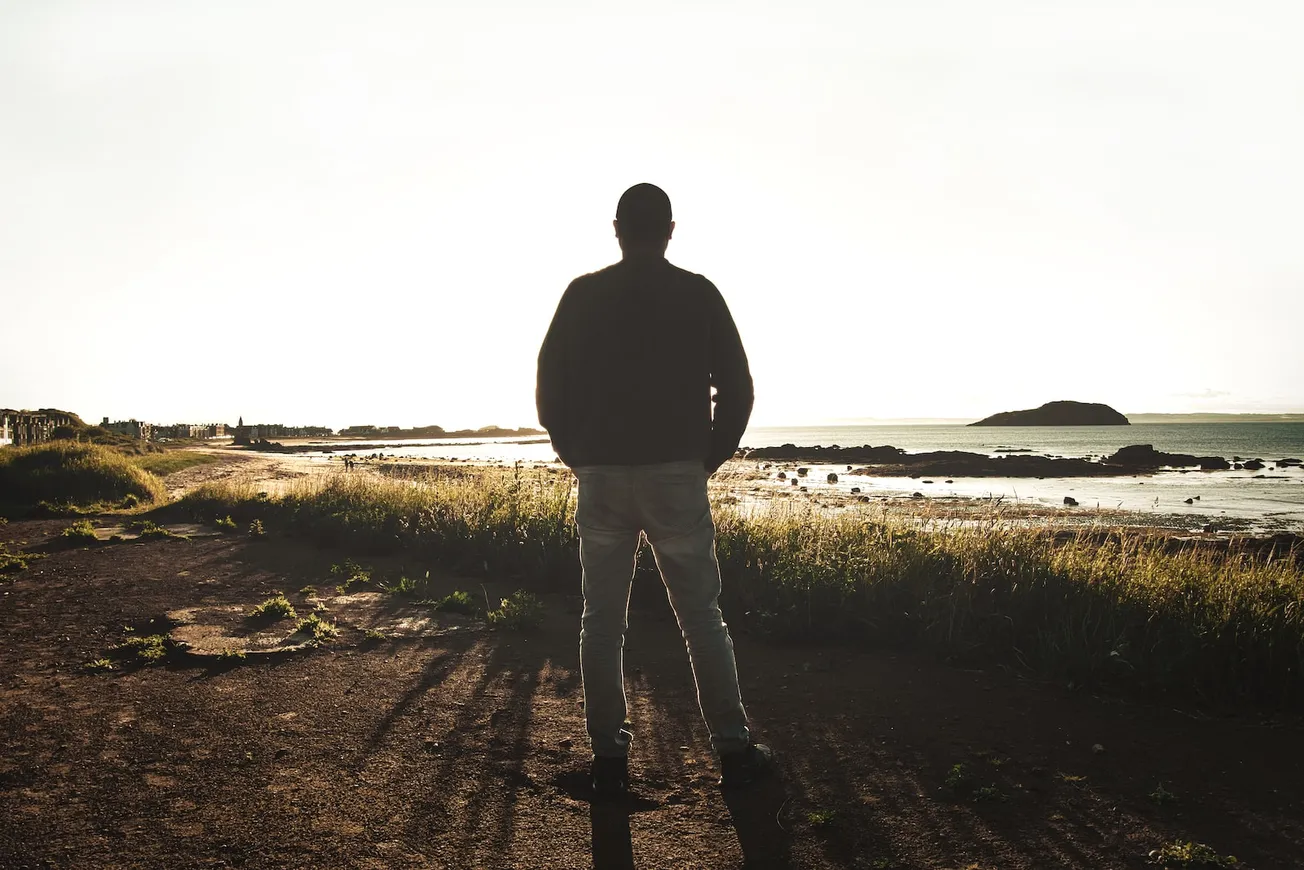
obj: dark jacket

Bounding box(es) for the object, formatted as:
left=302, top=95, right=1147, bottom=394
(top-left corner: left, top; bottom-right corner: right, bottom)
left=536, top=255, right=753, bottom=472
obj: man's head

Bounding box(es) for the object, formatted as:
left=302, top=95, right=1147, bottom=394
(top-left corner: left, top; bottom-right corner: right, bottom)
left=614, top=183, right=674, bottom=254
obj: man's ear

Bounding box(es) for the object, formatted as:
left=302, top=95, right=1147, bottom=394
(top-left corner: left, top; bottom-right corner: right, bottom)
left=667, top=220, right=675, bottom=240
left=613, top=219, right=620, bottom=238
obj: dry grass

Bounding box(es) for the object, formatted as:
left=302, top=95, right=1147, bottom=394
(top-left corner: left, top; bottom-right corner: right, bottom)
left=0, top=442, right=167, bottom=514
left=180, top=465, right=1304, bottom=708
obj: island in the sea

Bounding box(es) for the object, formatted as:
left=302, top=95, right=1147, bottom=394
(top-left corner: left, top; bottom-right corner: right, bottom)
left=969, top=400, right=1129, bottom=427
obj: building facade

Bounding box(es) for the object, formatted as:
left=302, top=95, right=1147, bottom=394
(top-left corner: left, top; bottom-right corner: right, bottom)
left=101, top=418, right=153, bottom=440
left=1, top=409, right=78, bottom=447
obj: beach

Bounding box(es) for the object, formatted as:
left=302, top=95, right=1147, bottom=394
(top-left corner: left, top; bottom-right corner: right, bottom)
left=180, top=425, right=1304, bottom=535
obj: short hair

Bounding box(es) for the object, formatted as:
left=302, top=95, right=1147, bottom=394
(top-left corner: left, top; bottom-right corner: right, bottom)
left=615, top=183, right=673, bottom=243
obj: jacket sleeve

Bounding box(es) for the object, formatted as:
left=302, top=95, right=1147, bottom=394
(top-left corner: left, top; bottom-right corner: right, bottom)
left=705, top=279, right=754, bottom=473
left=536, top=282, right=576, bottom=463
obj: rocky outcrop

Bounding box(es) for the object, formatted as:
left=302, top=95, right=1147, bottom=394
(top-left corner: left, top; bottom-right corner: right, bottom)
left=1105, top=445, right=1230, bottom=471
left=744, top=442, right=1239, bottom=477
left=970, top=401, right=1129, bottom=427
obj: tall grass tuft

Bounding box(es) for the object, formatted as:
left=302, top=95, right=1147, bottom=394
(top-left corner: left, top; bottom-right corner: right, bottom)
left=180, top=467, right=1304, bottom=709
left=0, top=442, right=167, bottom=513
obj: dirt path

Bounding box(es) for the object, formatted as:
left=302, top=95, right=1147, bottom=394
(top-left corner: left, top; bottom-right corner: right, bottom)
left=1, top=520, right=1301, bottom=869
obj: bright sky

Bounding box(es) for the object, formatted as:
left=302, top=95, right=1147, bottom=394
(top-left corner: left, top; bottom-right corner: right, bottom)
left=3, top=1, right=1302, bottom=429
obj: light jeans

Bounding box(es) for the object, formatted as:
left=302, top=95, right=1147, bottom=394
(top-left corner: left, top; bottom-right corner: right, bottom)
left=574, top=460, right=750, bottom=758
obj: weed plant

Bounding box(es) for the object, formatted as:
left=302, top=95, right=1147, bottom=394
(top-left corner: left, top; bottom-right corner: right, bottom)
left=250, top=594, right=296, bottom=621
left=294, top=613, right=338, bottom=643
left=0, top=442, right=166, bottom=514
left=487, top=590, right=545, bottom=630
left=180, top=467, right=1304, bottom=708
left=110, top=634, right=168, bottom=665
left=0, top=543, right=43, bottom=574
left=60, top=519, right=99, bottom=544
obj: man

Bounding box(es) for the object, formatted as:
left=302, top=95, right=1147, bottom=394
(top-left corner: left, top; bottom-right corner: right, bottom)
left=536, top=183, right=771, bottom=798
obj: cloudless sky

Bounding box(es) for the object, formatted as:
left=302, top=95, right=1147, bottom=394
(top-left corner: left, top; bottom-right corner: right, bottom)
left=3, top=0, right=1302, bottom=429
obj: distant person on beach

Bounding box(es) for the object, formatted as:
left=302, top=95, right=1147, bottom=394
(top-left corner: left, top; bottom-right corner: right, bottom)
left=536, top=183, right=770, bottom=798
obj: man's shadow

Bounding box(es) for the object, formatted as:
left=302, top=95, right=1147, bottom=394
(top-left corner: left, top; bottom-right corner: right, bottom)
left=557, top=770, right=792, bottom=870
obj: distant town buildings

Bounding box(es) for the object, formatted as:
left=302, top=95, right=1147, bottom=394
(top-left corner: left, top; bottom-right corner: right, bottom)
left=0, top=407, right=329, bottom=449
left=1, top=409, right=79, bottom=447
left=232, top=418, right=333, bottom=444
left=101, top=418, right=154, bottom=441
left=154, top=423, right=227, bottom=440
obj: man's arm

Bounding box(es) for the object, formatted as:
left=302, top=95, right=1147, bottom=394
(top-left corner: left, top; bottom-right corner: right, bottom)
left=705, top=280, right=754, bottom=473
left=536, top=283, right=576, bottom=463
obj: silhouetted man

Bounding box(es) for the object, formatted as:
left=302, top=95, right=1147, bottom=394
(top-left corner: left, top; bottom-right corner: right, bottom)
left=536, top=183, right=771, bottom=798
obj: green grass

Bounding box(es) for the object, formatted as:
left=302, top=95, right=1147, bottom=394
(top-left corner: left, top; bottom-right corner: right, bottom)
left=1148, top=841, right=1238, bottom=867
left=60, top=519, right=99, bottom=544
left=214, top=515, right=238, bottom=531
left=487, top=590, right=544, bottom=630
left=132, top=451, right=219, bottom=477
left=124, top=519, right=179, bottom=540
left=250, top=594, right=297, bottom=621
left=178, top=466, right=1304, bottom=709
left=0, top=442, right=167, bottom=514
left=805, top=809, right=838, bottom=828
left=428, top=589, right=477, bottom=615
left=109, top=634, right=169, bottom=665
left=294, top=612, right=338, bottom=643
left=0, top=543, right=44, bottom=575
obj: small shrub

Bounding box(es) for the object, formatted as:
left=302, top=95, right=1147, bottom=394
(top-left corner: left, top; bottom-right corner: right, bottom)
left=294, top=612, right=338, bottom=643
left=127, top=520, right=176, bottom=540
left=110, top=634, right=168, bottom=665
left=944, top=763, right=972, bottom=790
left=331, top=560, right=371, bottom=592
left=973, top=785, right=1007, bottom=803
left=120, top=494, right=139, bottom=509
left=363, top=628, right=388, bottom=643
left=250, top=594, right=297, bottom=621
left=486, top=590, right=544, bottom=630
left=214, top=515, right=237, bottom=531
left=806, top=809, right=837, bottom=828
left=217, top=648, right=247, bottom=662
left=248, top=519, right=266, bottom=538
left=298, top=585, right=318, bottom=596
left=0, top=544, right=42, bottom=574
left=429, top=589, right=476, bottom=615
left=82, top=658, right=116, bottom=672
left=1149, top=783, right=1178, bottom=805
left=1148, top=841, right=1238, bottom=867
left=61, top=519, right=99, bottom=544
left=385, top=574, right=420, bottom=596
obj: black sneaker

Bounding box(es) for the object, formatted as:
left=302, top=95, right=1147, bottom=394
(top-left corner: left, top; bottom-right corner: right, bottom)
left=719, top=743, right=774, bottom=789
left=591, top=755, right=629, bottom=798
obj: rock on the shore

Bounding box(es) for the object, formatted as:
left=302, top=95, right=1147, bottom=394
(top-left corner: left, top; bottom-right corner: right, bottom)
left=970, top=400, right=1129, bottom=427
left=1106, top=444, right=1230, bottom=471
left=1064, top=496, right=1079, bottom=506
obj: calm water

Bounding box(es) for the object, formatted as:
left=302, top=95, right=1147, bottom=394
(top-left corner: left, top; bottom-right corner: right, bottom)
left=307, top=423, right=1304, bottom=465
left=299, top=423, right=1304, bottom=531
left=741, top=423, right=1304, bottom=460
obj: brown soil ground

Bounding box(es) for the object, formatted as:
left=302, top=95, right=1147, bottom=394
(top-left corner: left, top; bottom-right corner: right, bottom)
left=3, top=519, right=1303, bottom=869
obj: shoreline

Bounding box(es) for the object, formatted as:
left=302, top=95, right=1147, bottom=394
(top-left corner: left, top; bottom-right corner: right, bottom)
left=173, top=445, right=1304, bottom=538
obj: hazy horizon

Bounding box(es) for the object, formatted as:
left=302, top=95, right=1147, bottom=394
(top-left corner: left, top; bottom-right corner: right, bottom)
left=4, top=1, right=1302, bottom=428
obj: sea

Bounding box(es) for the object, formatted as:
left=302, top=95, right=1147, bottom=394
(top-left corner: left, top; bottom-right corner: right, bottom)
left=297, top=423, right=1304, bottom=533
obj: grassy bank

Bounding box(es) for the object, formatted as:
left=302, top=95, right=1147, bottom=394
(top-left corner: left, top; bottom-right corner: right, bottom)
left=131, top=450, right=220, bottom=477
left=0, top=442, right=168, bottom=514
left=178, top=467, right=1304, bottom=710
